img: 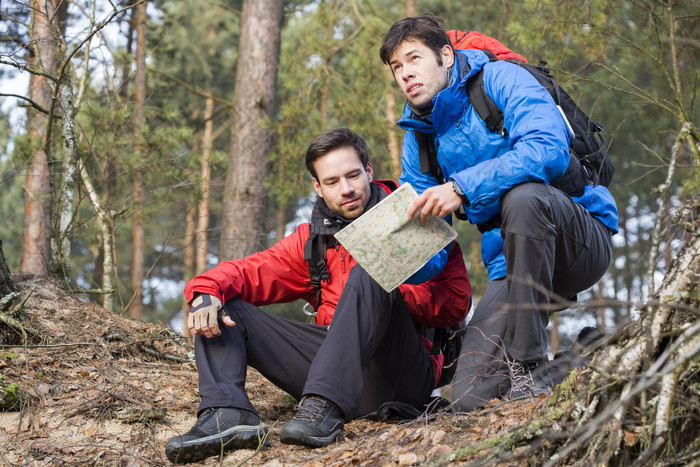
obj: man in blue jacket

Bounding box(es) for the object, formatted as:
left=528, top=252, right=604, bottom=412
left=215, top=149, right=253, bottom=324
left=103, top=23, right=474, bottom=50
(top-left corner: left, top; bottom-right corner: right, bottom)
left=380, top=14, right=618, bottom=410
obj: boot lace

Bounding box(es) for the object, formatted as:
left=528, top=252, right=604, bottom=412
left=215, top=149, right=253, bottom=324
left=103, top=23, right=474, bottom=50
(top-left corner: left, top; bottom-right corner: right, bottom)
left=508, top=360, right=535, bottom=392
left=292, top=397, right=328, bottom=423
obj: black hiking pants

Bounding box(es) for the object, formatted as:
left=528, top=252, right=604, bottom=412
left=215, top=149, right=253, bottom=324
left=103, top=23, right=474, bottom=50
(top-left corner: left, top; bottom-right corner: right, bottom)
left=194, top=265, right=435, bottom=421
left=453, top=182, right=612, bottom=411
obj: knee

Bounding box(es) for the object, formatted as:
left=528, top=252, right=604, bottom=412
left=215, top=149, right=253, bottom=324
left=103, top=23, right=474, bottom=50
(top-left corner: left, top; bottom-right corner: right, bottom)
left=346, top=264, right=375, bottom=288
left=500, top=183, right=553, bottom=227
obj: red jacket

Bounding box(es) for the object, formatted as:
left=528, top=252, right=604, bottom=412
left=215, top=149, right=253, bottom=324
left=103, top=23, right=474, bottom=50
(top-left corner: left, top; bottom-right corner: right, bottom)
left=184, top=185, right=472, bottom=385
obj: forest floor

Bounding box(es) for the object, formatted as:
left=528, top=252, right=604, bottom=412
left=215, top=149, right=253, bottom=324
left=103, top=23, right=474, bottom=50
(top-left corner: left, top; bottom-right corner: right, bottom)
left=1, top=273, right=550, bottom=466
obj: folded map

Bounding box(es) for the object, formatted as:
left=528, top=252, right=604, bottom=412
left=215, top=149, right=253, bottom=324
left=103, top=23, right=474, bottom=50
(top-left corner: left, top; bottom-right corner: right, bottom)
left=334, top=183, right=457, bottom=292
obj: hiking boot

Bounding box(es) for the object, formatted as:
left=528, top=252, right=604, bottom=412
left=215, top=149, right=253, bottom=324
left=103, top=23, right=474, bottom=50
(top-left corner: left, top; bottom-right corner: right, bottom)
left=506, top=359, right=554, bottom=400
left=165, top=407, right=268, bottom=464
left=279, top=396, right=344, bottom=447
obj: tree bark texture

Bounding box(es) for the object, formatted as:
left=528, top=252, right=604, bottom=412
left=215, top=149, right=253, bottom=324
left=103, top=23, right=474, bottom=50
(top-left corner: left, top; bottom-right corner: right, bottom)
left=51, top=74, right=79, bottom=279
left=129, top=0, right=148, bottom=319
left=195, top=96, right=214, bottom=275
left=384, top=90, right=401, bottom=180
left=80, top=163, right=115, bottom=311
left=182, top=208, right=196, bottom=338
left=404, top=0, right=417, bottom=17
left=220, top=0, right=283, bottom=260
left=20, top=0, right=63, bottom=276
left=0, top=241, right=17, bottom=298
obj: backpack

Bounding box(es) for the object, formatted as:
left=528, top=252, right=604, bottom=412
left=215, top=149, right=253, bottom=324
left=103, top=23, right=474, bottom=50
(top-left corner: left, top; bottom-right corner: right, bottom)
left=417, top=30, right=614, bottom=199
left=304, top=182, right=466, bottom=388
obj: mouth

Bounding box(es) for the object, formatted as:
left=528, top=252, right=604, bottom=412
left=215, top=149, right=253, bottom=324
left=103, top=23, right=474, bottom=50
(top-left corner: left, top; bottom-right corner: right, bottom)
left=342, top=198, right=360, bottom=207
left=406, top=83, right=422, bottom=95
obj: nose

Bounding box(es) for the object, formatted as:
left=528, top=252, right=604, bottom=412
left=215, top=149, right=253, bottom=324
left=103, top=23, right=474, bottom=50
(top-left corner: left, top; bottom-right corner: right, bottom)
left=401, top=64, right=415, bottom=82
left=339, top=178, right=354, bottom=195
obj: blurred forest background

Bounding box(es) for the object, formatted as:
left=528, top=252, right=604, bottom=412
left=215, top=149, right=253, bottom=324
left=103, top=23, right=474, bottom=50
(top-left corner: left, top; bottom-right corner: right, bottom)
left=1, top=0, right=698, bottom=348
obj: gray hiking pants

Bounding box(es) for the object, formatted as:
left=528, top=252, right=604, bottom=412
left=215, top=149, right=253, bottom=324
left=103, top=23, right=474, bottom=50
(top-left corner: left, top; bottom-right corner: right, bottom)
left=452, top=182, right=612, bottom=411
left=194, top=265, right=435, bottom=421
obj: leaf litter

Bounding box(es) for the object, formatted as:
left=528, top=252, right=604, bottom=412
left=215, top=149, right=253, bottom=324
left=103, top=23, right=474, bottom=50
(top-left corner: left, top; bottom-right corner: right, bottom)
left=1, top=273, right=547, bottom=466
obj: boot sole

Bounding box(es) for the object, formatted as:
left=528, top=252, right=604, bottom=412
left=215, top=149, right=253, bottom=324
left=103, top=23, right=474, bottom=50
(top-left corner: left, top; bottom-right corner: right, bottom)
left=279, top=426, right=343, bottom=448
left=165, top=424, right=268, bottom=464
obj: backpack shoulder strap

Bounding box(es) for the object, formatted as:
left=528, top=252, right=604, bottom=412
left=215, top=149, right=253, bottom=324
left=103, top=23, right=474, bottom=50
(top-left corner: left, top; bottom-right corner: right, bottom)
left=304, top=232, right=335, bottom=312
left=466, top=51, right=505, bottom=136
left=414, top=130, right=445, bottom=183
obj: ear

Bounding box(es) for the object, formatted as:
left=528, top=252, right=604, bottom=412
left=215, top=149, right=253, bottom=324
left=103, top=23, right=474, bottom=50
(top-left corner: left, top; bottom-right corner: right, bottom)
left=366, top=162, right=374, bottom=182
left=441, top=44, right=455, bottom=68
left=312, top=177, right=323, bottom=198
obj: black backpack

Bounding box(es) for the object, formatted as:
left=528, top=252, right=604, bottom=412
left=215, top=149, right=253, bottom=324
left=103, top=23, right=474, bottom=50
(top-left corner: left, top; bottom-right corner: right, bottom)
left=304, top=228, right=465, bottom=389
left=417, top=50, right=614, bottom=199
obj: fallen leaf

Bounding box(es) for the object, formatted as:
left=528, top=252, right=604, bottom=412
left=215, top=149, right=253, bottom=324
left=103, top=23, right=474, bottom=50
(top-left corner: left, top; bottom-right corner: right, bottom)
left=398, top=452, right=418, bottom=465
left=338, top=449, right=355, bottom=460
left=11, top=355, right=27, bottom=366
left=623, top=430, right=637, bottom=446
left=431, top=444, right=453, bottom=457
left=431, top=429, right=446, bottom=445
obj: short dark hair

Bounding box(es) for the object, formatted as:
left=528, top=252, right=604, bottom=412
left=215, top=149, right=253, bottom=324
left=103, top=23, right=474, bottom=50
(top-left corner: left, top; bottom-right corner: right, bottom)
left=379, top=13, right=452, bottom=67
left=305, top=128, right=370, bottom=179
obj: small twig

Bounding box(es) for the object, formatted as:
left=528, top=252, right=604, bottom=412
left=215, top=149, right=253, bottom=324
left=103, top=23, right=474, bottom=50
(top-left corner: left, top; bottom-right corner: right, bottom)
left=137, top=344, right=189, bottom=363
left=10, top=285, right=37, bottom=315
left=0, top=292, right=21, bottom=311
left=70, top=287, right=116, bottom=295
left=0, top=335, right=188, bottom=349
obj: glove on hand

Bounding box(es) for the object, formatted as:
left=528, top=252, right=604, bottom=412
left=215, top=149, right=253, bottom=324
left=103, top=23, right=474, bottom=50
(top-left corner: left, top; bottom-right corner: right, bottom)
left=187, top=294, right=223, bottom=331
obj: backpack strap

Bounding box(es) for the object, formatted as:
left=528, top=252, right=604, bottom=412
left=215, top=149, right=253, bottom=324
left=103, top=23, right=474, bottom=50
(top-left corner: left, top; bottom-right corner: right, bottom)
left=304, top=232, right=336, bottom=315
left=414, top=132, right=469, bottom=221
left=466, top=50, right=506, bottom=136
left=415, top=130, right=444, bottom=183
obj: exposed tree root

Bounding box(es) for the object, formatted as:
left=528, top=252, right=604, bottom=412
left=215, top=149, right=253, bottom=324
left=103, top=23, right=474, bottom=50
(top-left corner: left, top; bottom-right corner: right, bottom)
left=423, top=229, right=700, bottom=466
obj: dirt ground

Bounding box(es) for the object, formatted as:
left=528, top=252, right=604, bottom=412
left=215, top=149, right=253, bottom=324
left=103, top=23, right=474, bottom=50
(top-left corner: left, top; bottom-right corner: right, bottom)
left=1, top=273, right=547, bottom=466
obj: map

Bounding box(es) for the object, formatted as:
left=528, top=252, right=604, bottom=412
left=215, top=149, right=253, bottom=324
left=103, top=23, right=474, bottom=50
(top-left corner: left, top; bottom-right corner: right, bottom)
left=334, top=183, right=457, bottom=292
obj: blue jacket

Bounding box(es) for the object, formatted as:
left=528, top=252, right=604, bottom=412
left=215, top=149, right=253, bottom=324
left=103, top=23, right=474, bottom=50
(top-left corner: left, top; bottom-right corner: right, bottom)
left=398, top=49, right=619, bottom=280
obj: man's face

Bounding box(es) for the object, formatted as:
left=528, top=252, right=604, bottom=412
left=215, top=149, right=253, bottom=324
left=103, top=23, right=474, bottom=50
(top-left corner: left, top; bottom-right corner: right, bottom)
left=389, top=39, right=454, bottom=109
left=312, top=146, right=373, bottom=220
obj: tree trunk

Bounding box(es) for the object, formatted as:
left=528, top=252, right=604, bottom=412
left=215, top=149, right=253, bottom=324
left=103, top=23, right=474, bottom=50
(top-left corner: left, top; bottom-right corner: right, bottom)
left=182, top=208, right=196, bottom=338
left=385, top=89, right=401, bottom=179
left=0, top=241, right=17, bottom=299
left=220, top=0, right=283, bottom=260
left=90, top=4, right=134, bottom=297
left=129, top=0, right=148, bottom=319
left=195, top=96, right=214, bottom=275
left=20, top=0, right=63, bottom=276
left=404, top=0, right=417, bottom=17
left=51, top=74, right=79, bottom=280
left=80, top=163, right=116, bottom=311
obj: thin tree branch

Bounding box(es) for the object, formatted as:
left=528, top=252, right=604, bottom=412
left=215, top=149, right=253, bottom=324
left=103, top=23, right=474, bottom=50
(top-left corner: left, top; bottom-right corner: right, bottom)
left=0, top=92, right=52, bottom=114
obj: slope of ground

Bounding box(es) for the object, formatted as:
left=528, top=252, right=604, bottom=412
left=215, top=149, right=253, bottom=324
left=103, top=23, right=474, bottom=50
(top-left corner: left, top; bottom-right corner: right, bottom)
left=0, top=273, right=562, bottom=466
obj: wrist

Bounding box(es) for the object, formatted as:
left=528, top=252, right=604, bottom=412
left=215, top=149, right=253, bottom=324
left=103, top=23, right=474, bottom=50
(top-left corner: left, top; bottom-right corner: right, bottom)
left=451, top=180, right=469, bottom=206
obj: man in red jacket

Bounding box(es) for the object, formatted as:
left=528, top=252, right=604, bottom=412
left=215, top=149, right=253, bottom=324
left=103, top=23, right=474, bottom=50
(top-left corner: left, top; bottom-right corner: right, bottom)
left=165, top=128, right=471, bottom=464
